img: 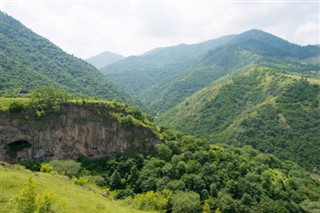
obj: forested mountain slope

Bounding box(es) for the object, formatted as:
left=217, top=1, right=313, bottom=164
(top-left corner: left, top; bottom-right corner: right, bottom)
left=159, top=68, right=320, bottom=171
left=100, top=35, right=235, bottom=96
left=0, top=12, right=139, bottom=106
left=86, top=51, right=125, bottom=69
left=101, top=29, right=319, bottom=113
left=77, top=128, right=320, bottom=213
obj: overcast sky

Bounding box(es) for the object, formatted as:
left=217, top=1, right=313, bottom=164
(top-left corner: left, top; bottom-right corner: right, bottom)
left=1, top=1, right=319, bottom=59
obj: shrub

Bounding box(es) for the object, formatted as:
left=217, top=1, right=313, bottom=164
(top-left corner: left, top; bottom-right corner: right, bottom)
left=170, top=191, right=202, bottom=213
left=8, top=102, right=25, bottom=114
left=49, top=160, right=81, bottom=177
left=121, top=115, right=135, bottom=128
left=72, top=176, right=89, bottom=186
left=156, top=144, right=173, bottom=161
left=84, top=175, right=107, bottom=186
left=40, top=163, right=55, bottom=174
left=133, top=190, right=172, bottom=211
left=14, top=177, right=65, bottom=213
left=35, top=191, right=62, bottom=213
left=115, top=189, right=135, bottom=200
left=14, top=177, right=37, bottom=212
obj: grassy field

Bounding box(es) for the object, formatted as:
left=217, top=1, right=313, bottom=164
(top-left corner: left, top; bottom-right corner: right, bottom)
left=0, top=97, right=114, bottom=111
left=0, top=98, right=30, bottom=111
left=0, top=164, right=155, bottom=213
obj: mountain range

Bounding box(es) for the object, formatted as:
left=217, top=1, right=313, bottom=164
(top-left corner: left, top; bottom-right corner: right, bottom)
left=86, top=51, right=125, bottom=69
left=100, top=28, right=320, bottom=171
left=101, top=29, right=319, bottom=113
left=1, top=11, right=320, bottom=213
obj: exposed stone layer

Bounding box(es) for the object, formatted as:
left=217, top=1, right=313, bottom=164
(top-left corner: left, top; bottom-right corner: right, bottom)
left=0, top=103, right=161, bottom=162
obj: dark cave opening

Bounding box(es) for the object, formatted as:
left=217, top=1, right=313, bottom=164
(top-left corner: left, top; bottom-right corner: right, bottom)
left=5, top=140, right=32, bottom=156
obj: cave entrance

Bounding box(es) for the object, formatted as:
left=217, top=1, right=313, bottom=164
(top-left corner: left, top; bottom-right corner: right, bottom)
left=5, top=140, right=32, bottom=157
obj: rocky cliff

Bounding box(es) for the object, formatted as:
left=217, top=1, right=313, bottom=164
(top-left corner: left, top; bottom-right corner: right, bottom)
left=0, top=103, right=162, bottom=162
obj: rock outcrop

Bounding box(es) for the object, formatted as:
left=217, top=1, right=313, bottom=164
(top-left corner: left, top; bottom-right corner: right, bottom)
left=0, top=103, right=162, bottom=162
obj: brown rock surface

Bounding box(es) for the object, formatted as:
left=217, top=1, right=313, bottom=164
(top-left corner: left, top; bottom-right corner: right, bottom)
left=0, top=103, right=162, bottom=162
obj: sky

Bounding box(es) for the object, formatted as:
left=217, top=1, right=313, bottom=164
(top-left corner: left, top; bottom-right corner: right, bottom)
left=1, top=0, right=319, bottom=59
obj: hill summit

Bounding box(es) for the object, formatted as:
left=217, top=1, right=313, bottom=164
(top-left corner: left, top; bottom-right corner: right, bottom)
left=86, top=51, right=125, bottom=69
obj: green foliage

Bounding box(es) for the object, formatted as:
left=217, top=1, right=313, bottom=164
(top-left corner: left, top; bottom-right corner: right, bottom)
left=83, top=175, right=107, bottom=187
left=29, top=87, right=72, bottom=117
left=203, top=199, right=211, bottom=213
left=101, top=35, right=234, bottom=96
left=170, top=191, right=202, bottom=213
left=77, top=129, right=320, bottom=212
left=121, top=115, right=135, bottom=128
left=35, top=191, right=64, bottom=213
left=14, top=177, right=37, bottom=213
left=0, top=12, right=141, bottom=108
left=14, top=177, right=64, bottom=213
left=110, top=171, right=124, bottom=190
left=48, top=160, right=81, bottom=177
left=72, top=176, right=89, bottom=186
left=1, top=164, right=146, bottom=213
left=115, top=189, right=135, bottom=200
left=160, top=71, right=320, bottom=171
left=133, top=190, right=172, bottom=211
left=40, top=163, right=55, bottom=174
left=102, top=29, right=319, bottom=114
left=159, top=70, right=267, bottom=137
left=155, top=143, right=173, bottom=161
left=22, top=160, right=43, bottom=171
left=8, top=101, right=25, bottom=114
left=236, top=78, right=320, bottom=171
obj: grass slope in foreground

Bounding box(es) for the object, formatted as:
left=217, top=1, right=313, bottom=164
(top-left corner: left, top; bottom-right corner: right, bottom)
left=0, top=164, right=154, bottom=213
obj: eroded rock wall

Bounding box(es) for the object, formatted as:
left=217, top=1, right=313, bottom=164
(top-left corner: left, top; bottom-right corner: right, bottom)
left=0, top=103, right=162, bottom=162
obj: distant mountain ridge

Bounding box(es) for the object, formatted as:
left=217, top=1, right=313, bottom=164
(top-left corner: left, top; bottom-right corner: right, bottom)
left=101, top=34, right=236, bottom=96
left=101, top=29, right=319, bottom=113
left=86, top=51, right=125, bottom=69
left=0, top=12, right=140, bottom=107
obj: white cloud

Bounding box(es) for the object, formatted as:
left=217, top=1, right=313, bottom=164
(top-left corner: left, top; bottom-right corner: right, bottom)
left=1, top=1, right=319, bottom=59
left=295, top=22, right=320, bottom=45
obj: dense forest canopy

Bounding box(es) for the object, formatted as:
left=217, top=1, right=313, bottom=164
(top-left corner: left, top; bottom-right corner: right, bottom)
left=159, top=69, right=320, bottom=172
left=0, top=11, right=141, bottom=108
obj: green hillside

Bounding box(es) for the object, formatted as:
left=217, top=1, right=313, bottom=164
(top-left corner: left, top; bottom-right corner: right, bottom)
left=101, top=29, right=319, bottom=113
left=1, top=94, right=320, bottom=212
left=141, top=49, right=261, bottom=113
left=3, top=134, right=320, bottom=213
left=101, top=35, right=235, bottom=96
left=76, top=129, right=320, bottom=213
left=0, top=163, right=154, bottom=213
left=2, top=11, right=320, bottom=213
left=0, top=12, right=140, bottom=107
left=159, top=68, right=320, bottom=171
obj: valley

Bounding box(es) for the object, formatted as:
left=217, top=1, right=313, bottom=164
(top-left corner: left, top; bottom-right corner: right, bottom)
left=0, top=10, right=320, bottom=213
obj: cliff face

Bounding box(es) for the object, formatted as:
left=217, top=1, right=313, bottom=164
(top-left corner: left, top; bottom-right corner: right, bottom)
left=0, top=103, right=162, bottom=162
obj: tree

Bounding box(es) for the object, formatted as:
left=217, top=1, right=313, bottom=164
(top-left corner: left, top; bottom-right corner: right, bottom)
left=156, top=144, right=173, bottom=161
left=49, top=160, right=81, bottom=177
left=171, top=191, right=202, bottom=213
left=14, top=177, right=64, bottom=213
left=14, top=177, right=37, bottom=213
left=110, top=171, right=123, bottom=190
left=203, top=199, right=211, bottom=213
left=30, top=87, right=71, bottom=116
